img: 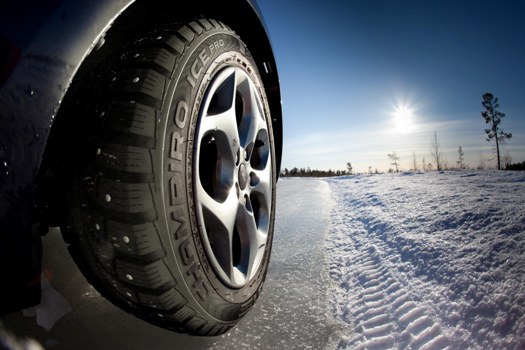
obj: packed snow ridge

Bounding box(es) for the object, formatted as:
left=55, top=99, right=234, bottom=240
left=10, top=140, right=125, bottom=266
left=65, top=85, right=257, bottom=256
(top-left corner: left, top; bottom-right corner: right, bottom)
left=324, top=171, right=525, bottom=350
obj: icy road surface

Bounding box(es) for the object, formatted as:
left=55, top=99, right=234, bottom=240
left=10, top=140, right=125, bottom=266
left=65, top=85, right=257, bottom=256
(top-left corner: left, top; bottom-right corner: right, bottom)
left=2, top=178, right=338, bottom=350
left=326, top=171, right=525, bottom=350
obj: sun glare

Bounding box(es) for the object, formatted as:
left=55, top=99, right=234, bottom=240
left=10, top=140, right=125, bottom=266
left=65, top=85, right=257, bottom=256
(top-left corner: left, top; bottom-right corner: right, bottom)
left=393, top=105, right=415, bottom=133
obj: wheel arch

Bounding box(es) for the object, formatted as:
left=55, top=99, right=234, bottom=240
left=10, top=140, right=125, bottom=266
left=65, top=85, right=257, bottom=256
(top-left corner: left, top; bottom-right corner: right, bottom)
left=40, top=0, right=282, bottom=227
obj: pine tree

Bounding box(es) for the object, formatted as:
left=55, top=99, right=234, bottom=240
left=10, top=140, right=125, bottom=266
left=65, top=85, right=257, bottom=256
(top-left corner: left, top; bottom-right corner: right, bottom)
left=346, top=162, right=353, bottom=174
left=387, top=151, right=400, bottom=173
left=481, top=93, right=512, bottom=170
left=457, top=146, right=465, bottom=169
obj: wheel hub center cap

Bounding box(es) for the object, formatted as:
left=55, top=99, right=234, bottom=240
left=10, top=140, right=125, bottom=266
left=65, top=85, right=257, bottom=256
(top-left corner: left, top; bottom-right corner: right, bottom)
left=238, top=163, right=248, bottom=190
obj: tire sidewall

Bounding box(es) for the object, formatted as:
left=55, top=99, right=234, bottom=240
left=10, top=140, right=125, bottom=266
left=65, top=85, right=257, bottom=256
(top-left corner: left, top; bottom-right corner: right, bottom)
left=160, top=28, right=276, bottom=319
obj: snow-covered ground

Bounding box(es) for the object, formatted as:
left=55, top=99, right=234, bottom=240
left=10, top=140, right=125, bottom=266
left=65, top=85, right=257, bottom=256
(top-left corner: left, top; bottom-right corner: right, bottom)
left=325, top=171, right=525, bottom=349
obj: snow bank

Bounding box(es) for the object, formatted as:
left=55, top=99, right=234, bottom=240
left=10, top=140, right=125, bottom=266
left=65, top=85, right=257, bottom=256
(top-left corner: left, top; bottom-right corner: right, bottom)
left=325, top=171, right=525, bottom=349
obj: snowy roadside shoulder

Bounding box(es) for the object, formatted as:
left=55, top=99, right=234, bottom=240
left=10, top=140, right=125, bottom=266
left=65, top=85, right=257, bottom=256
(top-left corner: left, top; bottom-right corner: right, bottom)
left=324, top=171, right=525, bottom=350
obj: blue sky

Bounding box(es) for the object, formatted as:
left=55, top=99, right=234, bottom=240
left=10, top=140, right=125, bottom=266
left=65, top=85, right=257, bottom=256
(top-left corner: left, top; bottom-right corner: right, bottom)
left=258, top=0, right=525, bottom=172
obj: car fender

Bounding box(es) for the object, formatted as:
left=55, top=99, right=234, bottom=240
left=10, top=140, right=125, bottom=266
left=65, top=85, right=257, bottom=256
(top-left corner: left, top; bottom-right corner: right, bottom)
left=0, top=0, right=135, bottom=220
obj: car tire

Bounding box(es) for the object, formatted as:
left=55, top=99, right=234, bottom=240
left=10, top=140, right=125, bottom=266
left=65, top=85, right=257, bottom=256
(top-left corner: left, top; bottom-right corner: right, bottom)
left=65, top=19, right=276, bottom=336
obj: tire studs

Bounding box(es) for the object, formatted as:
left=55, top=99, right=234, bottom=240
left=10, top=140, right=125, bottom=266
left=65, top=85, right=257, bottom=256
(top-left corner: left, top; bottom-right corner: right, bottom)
left=123, top=236, right=130, bottom=244
left=94, top=223, right=100, bottom=231
left=96, top=148, right=101, bottom=155
left=126, top=274, right=133, bottom=281
left=105, top=194, right=112, bottom=202
left=133, top=77, right=140, bottom=83
left=126, top=292, right=132, bottom=298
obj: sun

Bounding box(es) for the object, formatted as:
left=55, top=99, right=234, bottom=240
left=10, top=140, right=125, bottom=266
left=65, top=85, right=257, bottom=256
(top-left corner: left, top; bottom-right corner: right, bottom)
left=393, top=105, right=415, bottom=133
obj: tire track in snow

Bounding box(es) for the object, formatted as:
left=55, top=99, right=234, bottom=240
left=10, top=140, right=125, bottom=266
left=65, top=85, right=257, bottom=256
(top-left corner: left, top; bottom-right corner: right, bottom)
left=336, top=246, right=449, bottom=349
left=327, top=180, right=450, bottom=350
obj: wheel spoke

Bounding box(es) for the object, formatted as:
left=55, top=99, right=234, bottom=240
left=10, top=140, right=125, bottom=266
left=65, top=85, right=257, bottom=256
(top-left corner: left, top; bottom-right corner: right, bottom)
left=197, top=184, right=241, bottom=279
left=198, top=68, right=240, bottom=163
left=198, top=112, right=240, bottom=166
left=238, top=77, right=267, bottom=149
left=199, top=111, right=239, bottom=141
left=197, top=184, right=239, bottom=235
left=236, top=201, right=267, bottom=282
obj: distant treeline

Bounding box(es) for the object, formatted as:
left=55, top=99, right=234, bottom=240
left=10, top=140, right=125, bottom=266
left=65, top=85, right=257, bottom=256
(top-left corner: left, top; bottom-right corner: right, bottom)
left=281, top=161, right=525, bottom=177
left=281, top=167, right=350, bottom=177
left=506, top=161, right=525, bottom=170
